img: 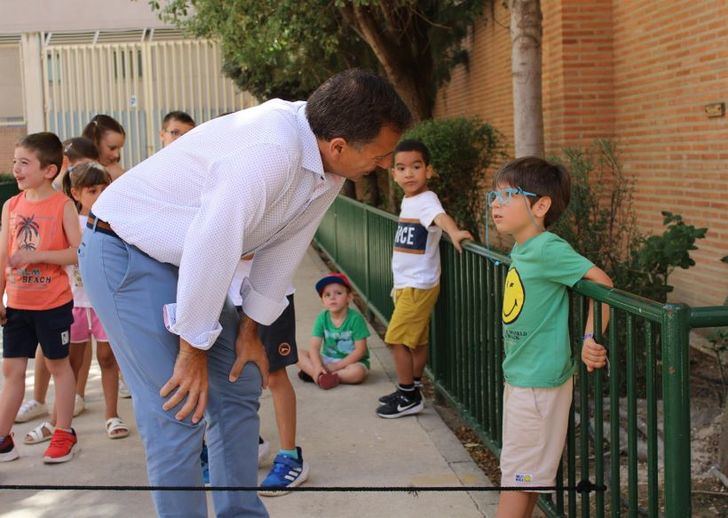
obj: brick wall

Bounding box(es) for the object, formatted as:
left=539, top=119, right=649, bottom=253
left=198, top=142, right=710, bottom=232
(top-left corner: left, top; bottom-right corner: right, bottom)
left=0, top=125, right=26, bottom=175
left=434, top=1, right=514, bottom=155
left=434, top=0, right=728, bottom=307
left=611, top=0, right=728, bottom=306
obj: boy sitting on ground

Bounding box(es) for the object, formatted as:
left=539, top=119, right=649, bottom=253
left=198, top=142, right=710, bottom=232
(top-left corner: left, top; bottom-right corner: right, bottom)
left=297, top=273, right=370, bottom=389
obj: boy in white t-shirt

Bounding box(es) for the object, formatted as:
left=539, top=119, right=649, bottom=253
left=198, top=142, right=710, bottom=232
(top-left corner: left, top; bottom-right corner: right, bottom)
left=376, top=140, right=473, bottom=418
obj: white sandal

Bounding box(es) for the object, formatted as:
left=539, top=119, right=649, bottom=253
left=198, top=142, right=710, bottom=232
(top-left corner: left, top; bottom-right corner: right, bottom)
left=105, top=417, right=130, bottom=439
left=24, top=421, right=54, bottom=445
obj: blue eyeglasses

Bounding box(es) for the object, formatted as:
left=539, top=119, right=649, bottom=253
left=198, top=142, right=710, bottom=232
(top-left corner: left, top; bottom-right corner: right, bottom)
left=486, top=187, right=538, bottom=206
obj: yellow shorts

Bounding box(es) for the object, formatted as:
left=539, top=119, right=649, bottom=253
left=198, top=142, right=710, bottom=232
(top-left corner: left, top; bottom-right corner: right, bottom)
left=500, top=378, right=573, bottom=492
left=384, top=285, right=440, bottom=348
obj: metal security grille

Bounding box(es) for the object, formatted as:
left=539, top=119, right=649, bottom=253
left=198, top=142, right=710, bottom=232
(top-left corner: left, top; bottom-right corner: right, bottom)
left=42, top=36, right=254, bottom=169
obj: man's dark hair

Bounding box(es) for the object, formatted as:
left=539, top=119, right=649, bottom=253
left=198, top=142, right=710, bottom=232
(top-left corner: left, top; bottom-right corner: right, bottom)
left=63, top=137, right=100, bottom=162
left=162, top=110, right=196, bottom=128
left=306, top=69, right=412, bottom=145
left=393, top=139, right=431, bottom=166
left=17, top=132, right=64, bottom=176
left=492, top=156, right=572, bottom=228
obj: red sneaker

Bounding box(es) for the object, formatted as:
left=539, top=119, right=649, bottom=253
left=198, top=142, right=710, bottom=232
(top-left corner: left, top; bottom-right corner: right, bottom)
left=43, top=428, right=78, bottom=464
left=317, top=372, right=341, bottom=390
left=0, top=433, right=19, bottom=462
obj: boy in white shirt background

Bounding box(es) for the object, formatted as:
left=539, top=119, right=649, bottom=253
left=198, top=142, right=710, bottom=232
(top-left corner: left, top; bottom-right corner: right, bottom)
left=376, top=139, right=472, bottom=419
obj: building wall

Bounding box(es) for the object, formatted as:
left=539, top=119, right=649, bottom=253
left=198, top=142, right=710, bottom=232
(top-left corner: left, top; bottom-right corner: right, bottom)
left=0, top=45, right=23, bottom=121
left=0, top=125, right=26, bottom=174
left=0, top=0, right=169, bottom=33
left=434, top=0, right=728, bottom=307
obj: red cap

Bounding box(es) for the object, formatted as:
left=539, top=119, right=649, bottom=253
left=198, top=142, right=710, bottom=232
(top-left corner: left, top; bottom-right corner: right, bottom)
left=315, top=273, right=352, bottom=296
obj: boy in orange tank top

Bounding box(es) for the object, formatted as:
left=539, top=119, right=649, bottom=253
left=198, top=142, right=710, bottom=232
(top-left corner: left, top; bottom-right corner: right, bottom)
left=0, top=132, right=82, bottom=464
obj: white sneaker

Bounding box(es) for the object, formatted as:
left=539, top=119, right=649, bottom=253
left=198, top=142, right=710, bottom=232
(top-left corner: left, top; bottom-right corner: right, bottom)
left=119, top=377, right=131, bottom=399
left=15, top=399, right=48, bottom=423
left=73, top=394, right=85, bottom=417
left=258, top=437, right=270, bottom=465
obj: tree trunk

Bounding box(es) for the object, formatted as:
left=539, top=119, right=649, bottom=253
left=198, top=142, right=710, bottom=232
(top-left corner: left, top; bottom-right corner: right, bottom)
left=340, top=179, right=356, bottom=199
left=510, top=0, right=545, bottom=158
left=340, top=5, right=433, bottom=121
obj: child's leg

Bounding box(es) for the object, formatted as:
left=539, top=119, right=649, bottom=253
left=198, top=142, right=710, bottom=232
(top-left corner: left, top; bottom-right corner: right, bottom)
left=96, top=341, right=120, bottom=420
left=496, top=492, right=538, bottom=518
left=268, top=369, right=296, bottom=451
left=32, top=347, right=51, bottom=404
left=412, top=344, right=428, bottom=379
left=296, top=350, right=321, bottom=379
left=44, top=357, right=75, bottom=430
left=68, top=342, right=87, bottom=391
left=336, top=363, right=367, bottom=384
left=0, top=358, right=29, bottom=436
left=390, top=343, right=415, bottom=385
left=75, top=341, right=93, bottom=398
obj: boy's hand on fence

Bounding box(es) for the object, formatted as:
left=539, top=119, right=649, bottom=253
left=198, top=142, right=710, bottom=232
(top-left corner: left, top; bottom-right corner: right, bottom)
left=451, top=230, right=474, bottom=253
left=582, top=338, right=607, bottom=372
left=160, top=339, right=208, bottom=424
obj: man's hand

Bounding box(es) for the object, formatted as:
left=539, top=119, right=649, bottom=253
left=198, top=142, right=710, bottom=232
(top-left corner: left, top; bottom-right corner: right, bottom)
left=582, top=338, right=607, bottom=373
left=160, top=339, right=208, bottom=423
left=229, top=316, right=269, bottom=388
left=0, top=302, right=6, bottom=326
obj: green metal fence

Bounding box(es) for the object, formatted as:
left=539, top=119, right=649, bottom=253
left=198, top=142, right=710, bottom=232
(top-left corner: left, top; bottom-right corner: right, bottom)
left=314, top=195, right=728, bottom=518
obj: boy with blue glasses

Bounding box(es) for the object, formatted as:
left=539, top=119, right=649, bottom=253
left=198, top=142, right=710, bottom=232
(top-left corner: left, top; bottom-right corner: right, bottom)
left=487, top=157, right=611, bottom=518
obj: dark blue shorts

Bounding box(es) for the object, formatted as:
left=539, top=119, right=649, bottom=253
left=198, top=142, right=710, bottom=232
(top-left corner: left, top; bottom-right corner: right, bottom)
left=2, top=301, right=74, bottom=359
left=237, top=294, right=297, bottom=372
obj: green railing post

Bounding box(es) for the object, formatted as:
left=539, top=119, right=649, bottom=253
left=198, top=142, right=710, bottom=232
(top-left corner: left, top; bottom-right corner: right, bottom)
left=661, top=304, right=691, bottom=518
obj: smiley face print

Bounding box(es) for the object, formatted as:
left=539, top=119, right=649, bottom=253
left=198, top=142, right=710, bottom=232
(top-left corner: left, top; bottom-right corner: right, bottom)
left=502, top=267, right=525, bottom=324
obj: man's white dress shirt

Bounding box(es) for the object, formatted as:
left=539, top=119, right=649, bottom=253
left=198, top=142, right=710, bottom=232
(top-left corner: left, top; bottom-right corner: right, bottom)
left=92, top=100, right=344, bottom=349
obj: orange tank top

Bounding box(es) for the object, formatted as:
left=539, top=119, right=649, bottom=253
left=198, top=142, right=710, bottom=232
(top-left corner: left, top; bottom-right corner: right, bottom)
left=5, top=191, right=73, bottom=310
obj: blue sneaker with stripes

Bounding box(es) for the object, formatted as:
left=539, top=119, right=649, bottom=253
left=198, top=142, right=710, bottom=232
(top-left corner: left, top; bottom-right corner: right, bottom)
left=259, top=447, right=309, bottom=496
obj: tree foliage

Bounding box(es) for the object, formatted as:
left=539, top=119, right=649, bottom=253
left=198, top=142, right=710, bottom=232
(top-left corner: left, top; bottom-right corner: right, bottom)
left=149, top=0, right=486, bottom=119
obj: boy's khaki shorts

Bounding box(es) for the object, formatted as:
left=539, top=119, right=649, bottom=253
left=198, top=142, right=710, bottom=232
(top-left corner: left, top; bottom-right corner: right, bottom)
left=384, top=285, right=440, bottom=348
left=500, top=378, right=573, bottom=492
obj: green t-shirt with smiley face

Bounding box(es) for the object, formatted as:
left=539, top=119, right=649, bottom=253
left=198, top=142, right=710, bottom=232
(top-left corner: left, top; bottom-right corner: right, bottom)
left=501, top=231, right=593, bottom=388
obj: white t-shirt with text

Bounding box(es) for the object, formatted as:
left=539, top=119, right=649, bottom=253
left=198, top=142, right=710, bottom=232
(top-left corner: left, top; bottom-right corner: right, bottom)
left=391, top=190, right=445, bottom=289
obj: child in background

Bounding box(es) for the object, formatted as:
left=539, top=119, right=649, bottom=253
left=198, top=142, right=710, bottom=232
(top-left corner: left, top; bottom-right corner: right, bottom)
left=160, top=111, right=196, bottom=147
left=0, top=132, right=81, bottom=463
left=52, top=137, right=99, bottom=192
left=297, top=273, right=370, bottom=388
left=23, top=163, right=130, bottom=444
left=488, top=157, right=611, bottom=518
left=227, top=255, right=308, bottom=495
left=17, top=137, right=102, bottom=425
left=82, top=115, right=126, bottom=180
left=376, top=139, right=472, bottom=419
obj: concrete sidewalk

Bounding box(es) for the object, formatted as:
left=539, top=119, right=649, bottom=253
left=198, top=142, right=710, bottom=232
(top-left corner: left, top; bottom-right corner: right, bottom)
left=1, top=247, right=496, bottom=517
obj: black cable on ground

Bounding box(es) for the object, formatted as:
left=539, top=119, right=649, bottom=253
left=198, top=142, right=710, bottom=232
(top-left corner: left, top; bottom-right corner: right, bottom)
left=0, top=482, right=607, bottom=493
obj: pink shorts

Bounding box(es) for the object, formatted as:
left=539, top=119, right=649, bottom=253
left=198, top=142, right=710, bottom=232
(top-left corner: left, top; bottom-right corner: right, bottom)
left=70, top=307, right=109, bottom=343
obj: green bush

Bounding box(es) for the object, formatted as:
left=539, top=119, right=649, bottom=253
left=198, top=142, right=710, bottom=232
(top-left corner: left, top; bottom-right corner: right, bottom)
left=400, top=117, right=504, bottom=241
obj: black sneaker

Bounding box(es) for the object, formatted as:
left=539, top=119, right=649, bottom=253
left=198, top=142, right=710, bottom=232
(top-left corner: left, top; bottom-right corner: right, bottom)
left=297, top=371, right=314, bottom=383
left=376, top=391, right=424, bottom=419
left=378, top=389, right=400, bottom=404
